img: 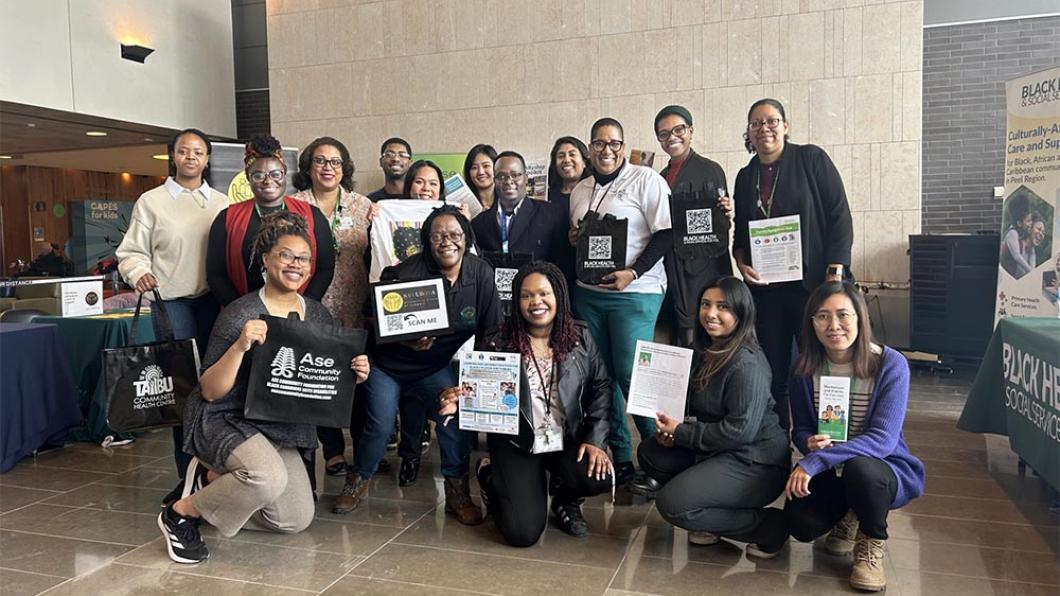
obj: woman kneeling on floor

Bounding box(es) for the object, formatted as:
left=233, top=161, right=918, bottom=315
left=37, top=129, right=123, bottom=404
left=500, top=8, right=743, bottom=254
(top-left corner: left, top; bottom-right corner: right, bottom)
left=158, top=211, right=370, bottom=564
left=439, top=262, right=614, bottom=546
left=634, top=276, right=790, bottom=557
left=785, top=281, right=924, bottom=592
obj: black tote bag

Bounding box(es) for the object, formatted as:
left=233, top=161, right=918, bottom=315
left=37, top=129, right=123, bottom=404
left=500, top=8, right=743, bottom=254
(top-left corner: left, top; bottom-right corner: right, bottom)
left=575, top=212, right=628, bottom=285
left=244, top=314, right=367, bottom=427
left=104, top=290, right=201, bottom=432
left=481, top=251, right=532, bottom=319
left=670, top=183, right=730, bottom=259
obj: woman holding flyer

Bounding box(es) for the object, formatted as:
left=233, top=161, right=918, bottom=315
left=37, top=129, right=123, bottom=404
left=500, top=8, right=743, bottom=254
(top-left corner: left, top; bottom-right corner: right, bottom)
left=336, top=206, right=499, bottom=525
left=731, top=98, right=853, bottom=430
left=634, top=276, right=789, bottom=558
left=159, top=212, right=370, bottom=565
left=785, top=281, right=924, bottom=592
left=438, top=261, right=614, bottom=545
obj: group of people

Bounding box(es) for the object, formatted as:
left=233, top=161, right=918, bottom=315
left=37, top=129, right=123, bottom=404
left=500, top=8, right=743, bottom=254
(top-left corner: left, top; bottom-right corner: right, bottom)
left=115, top=97, right=923, bottom=593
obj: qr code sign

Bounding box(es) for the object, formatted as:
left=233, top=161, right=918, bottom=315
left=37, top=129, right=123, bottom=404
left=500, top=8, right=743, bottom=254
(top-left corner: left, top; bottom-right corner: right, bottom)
left=687, top=208, right=713, bottom=234
left=495, top=268, right=517, bottom=292
left=588, top=236, right=612, bottom=260
left=385, top=315, right=404, bottom=333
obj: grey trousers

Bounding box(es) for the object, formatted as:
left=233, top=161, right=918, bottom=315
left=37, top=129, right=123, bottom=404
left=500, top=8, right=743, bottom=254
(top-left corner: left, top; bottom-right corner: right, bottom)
left=639, top=438, right=788, bottom=547
left=190, top=433, right=315, bottom=538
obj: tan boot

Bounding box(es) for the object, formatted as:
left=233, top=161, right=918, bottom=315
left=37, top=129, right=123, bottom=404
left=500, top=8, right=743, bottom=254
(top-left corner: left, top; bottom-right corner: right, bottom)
left=333, top=472, right=369, bottom=514
left=444, top=475, right=484, bottom=526
left=850, top=531, right=887, bottom=592
left=824, top=510, right=858, bottom=555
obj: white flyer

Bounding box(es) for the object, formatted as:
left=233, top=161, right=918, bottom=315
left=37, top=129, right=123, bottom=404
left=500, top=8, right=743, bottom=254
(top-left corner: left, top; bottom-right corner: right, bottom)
left=748, top=214, right=803, bottom=283
left=626, top=340, right=693, bottom=419
left=458, top=350, right=521, bottom=435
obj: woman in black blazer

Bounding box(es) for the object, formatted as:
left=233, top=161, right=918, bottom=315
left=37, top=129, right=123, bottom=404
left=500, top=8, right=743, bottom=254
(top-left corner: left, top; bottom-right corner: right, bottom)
left=439, top=261, right=613, bottom=546
left=732, top=98, right=854, bottom=429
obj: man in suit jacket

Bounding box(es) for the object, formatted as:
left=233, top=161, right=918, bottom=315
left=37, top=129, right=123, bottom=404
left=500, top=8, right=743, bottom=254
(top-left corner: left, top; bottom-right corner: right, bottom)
left=471, top=151, right=573, bottom=280
left=655, top=105, right=734, bottom=348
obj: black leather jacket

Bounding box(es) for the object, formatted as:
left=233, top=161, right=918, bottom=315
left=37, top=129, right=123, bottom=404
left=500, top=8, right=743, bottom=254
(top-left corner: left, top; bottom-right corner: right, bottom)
left=478, top=322, right=611, bottom=453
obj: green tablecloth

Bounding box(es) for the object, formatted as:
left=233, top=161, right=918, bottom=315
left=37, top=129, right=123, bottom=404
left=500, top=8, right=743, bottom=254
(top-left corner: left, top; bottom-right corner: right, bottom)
left=34, top=311, right=155, bottom=443
left=958, top=317, right=1060, bottom=490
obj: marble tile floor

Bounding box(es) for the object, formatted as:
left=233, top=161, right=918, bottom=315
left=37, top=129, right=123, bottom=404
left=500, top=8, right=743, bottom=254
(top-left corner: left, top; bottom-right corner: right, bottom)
left=1, top=367, right=1056, bottom=595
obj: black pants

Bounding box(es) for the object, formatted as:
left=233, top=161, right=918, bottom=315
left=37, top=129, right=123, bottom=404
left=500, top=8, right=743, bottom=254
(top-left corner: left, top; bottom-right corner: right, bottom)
left=750, top=282, right=809, bottom=430
left=665, top=251, right=727, bottom=349
left=486, top=433, right=612, bottom=548
left=397, top=393, right=428, bottom=460
left=639, top=438, right=788, bottom=547
left=317, top=383, right=370, bottom=461
left=785, top=456, right=898, bottom=540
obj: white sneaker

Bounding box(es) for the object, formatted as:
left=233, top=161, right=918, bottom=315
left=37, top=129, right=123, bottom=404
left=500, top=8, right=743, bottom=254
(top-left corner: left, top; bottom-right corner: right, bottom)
left=688, top=531, right=720, bottom=545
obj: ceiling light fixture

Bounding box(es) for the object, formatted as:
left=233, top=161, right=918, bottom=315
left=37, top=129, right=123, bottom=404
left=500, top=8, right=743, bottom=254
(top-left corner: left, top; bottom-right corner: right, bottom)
left=121, top=44, right=154, bottom=63
left=0, top=155, right=12, bottom=159
left=85, top=131, right=108, bottom=137
left=151, top=154, right=168, bottom=160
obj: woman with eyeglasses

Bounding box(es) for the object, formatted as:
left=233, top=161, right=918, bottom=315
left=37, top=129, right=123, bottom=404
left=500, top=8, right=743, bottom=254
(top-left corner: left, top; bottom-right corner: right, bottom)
left=206, top=135, right=336, bottom=307
left=785, top=282, right=923, bottom=592
left=438, top=262, right=613, bottom=545
left=546, top=137, right=593, bottom=215
left=117, top=128, right=228, bottom=486
left=334, top=206, right=499, bottom=526
left=464, top=144, right=498, bottom=211
left=568, top=117, right=673, bottom=487
left=651, top=105, right=734, bottom=350
left=290, top=137, right=376, bottom=477
left=732, top=98, right=854, bottom=430
left=159, top=211, right=370, bottom=565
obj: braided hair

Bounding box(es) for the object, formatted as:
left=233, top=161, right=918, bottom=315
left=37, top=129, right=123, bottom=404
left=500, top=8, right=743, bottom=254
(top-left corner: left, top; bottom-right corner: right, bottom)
left=501, top=261, right=579, bottom=364
left=250, top=211, right=312, bottom=273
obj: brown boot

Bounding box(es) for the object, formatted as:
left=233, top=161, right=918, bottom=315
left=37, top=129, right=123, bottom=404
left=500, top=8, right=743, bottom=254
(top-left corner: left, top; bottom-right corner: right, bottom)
left=824, top=510, right=858, bottom=555
left=444, top=475, right=483, bottom=526
left=333, top=472, right=369, bottom=514
left=850, top=531, right=887, bottom=592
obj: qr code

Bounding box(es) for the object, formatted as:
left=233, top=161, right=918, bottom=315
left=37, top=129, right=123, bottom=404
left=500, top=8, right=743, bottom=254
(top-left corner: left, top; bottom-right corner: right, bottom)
left=495, top=268, right=517, bottom=292
left=588, top=236, right=612, bottom=260
left=385, top=315, right=404, bottom=333
left=687, top=208, right=713, bottom=234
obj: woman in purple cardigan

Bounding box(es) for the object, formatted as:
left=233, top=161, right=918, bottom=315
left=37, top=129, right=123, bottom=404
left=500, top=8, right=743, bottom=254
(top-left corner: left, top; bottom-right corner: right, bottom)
left=784, top=282, right=924, bottom=593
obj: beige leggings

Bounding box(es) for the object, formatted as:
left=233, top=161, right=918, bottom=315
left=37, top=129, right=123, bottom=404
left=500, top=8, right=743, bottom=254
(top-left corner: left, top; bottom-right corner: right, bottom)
left=190, top=433, right=314, bottom=538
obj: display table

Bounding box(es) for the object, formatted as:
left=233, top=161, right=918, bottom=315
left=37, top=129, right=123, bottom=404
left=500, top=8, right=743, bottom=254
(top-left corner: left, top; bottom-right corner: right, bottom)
left=0, top=323, right=81, bottom=472
left=958, top=317, right=1060, bottom=491
left=33, top=311, right=155, bottom=443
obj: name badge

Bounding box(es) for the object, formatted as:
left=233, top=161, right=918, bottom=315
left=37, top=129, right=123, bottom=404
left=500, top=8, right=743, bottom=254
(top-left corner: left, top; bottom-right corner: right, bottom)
left=532, top=422, right=563, bottom=454
left=339, top=216, right=355, bottom=230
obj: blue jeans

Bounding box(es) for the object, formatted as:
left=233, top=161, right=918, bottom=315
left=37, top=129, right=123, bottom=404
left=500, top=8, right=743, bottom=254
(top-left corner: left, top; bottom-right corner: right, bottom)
left=151, top=293, right=219, bottom=478
left=354, top=364, right=469, bottom=479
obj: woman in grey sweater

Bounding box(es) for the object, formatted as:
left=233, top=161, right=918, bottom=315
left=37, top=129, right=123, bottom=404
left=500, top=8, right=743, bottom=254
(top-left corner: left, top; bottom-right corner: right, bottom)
left=634, top=276, right=790, bottom=558
left=157, top=212, right=370, bottom=565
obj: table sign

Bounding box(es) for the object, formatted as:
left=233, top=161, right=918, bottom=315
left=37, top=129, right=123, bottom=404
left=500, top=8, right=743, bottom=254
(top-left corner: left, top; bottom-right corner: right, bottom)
left=371, top=277, right=453, bottom=343
left=0, top=275, right=105, bottom=316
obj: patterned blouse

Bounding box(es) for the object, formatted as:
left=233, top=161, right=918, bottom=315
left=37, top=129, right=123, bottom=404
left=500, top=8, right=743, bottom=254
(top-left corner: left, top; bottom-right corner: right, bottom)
left=290, top=188, right=372, bottom=328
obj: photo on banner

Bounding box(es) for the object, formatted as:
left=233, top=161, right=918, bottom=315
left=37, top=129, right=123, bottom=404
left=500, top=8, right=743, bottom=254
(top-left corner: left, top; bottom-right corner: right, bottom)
left=995, top=65, right=1060, bottom=321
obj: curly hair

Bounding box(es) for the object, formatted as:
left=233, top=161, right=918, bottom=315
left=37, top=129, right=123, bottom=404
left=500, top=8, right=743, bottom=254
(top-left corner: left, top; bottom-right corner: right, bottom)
left=244, top=135, right=284, bottom=168
left=292, top=136, right=355, bottom=193
left=250, top=211, right=312, bottom=272
left=500, top=261, right=579, bottom=364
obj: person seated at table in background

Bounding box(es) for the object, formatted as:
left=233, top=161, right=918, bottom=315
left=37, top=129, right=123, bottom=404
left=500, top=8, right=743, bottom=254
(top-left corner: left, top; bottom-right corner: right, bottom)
left=21, top=241, right=74, bottom=277
left=633, top=276, right=790, bottom=558
left=116, top=128, right=229, bottom=487
left=206, top=135, right=335, bottom=307
left=785, top=281, right=924, bottom=593
left=335, top=206, right=499, bottom=525
left=439, top=262, right=613, bottom=544
left=159, top=211, right=370, bottom=565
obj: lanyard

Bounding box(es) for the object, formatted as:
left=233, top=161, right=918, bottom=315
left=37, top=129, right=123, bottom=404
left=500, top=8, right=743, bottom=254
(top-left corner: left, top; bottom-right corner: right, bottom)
left=755, top=161, right=780, bottom=218
left=588, top=180, right=617, bottom=216
left=327, top=200, right=344, bottom=256
left=528, top=349, right=556, bottom=424
left=254, top=199, right=286, bottom=219
left=500, top=208, right=511, bottom=254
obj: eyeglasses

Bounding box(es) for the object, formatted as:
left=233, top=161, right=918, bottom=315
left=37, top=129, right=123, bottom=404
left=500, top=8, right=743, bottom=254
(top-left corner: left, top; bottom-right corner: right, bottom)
left=382, top=150, right=411, bottom=160
left=811, top=311, right=857, bottom=326
left=590, top=139, right=624, bottom=152
left=429, top=231, right=465, bottom=244
left=273, top=249, right=313, bottom=267
left=249, top=169, right=286, bottom=183
left=656, top=124, right=690, bottom=141
left=494, top=172, right=524, bottom=183
left=312, top=156, right=343, bottom=169
left=748, top=118, right=784, bottom=131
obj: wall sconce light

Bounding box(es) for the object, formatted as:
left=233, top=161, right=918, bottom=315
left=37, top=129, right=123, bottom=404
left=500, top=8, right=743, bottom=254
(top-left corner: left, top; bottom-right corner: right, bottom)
left=120, top=44, right=154, bottom=63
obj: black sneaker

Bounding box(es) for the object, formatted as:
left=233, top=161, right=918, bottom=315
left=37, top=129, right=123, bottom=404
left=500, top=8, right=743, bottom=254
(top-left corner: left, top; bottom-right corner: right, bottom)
left=551, top=498, right=590, bottom=537
left=157, top=503, right=208, bottom=564
left=625, top=472, right=662, bottom=497
left=420, top=424, right=432, bottom=454
left=475, top=457, right=494, bottom=517
left=161, top=457, right=209, bottom=508
left=614, top=461, right=636, bottom=486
